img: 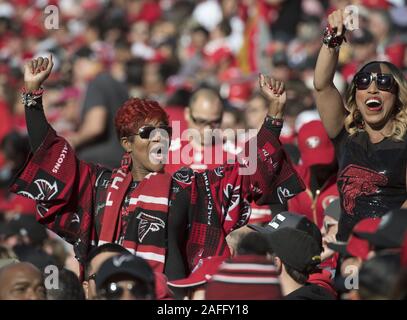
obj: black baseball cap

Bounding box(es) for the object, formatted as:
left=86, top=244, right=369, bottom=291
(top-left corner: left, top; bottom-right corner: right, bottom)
left=95, top=254, right=155, bottom=291
left=323, top=198, right=341, bottom=221
left=6, top=215, right=48, bottom=246
left=355, top=209, right=407, bottom=249
left=266, top=228, right=322, bottom=273
left=248, top=211, right=322, bottom=250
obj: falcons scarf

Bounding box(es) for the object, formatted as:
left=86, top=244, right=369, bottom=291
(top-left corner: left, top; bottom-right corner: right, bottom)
left=98, top=152, right=172, bottom=272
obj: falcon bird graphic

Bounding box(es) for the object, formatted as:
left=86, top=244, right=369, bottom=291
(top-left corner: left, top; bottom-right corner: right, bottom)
left=338, top=165, right=388, bottom=215
left=17, top=179, right=59, bottom=218
left=136, top=212, right=165, bottom=242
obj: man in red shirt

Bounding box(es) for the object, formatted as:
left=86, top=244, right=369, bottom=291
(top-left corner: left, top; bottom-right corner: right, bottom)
left=165, top=87, right=231, bottom=174
left=288, top=120, right=339, bottom=228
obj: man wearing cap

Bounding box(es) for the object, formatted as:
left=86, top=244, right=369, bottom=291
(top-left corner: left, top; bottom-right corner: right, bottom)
left=288, top=120, right=339, bottom=228
left=95, top=254, right=156, bottom=300
left=327, top=217, right=382, bottom=298
left=355, top=209, right=407, bottom=252
left=266, top=228, right=336, bottom=300
left=248, top=211, right=337, bottom=299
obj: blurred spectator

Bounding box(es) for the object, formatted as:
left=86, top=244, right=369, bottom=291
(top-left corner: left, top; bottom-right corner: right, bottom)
left=0, top=262, right=46, bottom=300
left=67, top=46, right=129, bottom=169
left=83, top=243, right=131, bottom=300
left=288, top=120, right=339, bottom=228
left=351, top=252, right=401, bottom=300
left=47, top=268, right=86, bottom=300
left=205, top=233, right=282, bottom=300
left=355, top=209, right=407, bottom=251
left=95, top=254, right=156, bottom=300
left=0, top=131, right=35, bottom=216
left=266, top=228, right=335, bottom=300
left=43, top=238, right=69, bottom=270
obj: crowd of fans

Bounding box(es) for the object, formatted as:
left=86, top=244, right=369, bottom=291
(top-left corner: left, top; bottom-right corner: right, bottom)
left=1, top=0, right=407, bottom=300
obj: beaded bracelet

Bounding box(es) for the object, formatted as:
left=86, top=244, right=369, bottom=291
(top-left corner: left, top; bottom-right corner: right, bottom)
left=322, top=26, right=346, bottom=49
left=21, top=87, right=44, bottom=108
left=266, top=115, right=284, bottom=127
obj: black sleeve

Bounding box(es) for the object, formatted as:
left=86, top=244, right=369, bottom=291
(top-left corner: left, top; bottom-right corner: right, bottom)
left=24, top=99, right=51, bottom=152
left=165, top=183, right=190, bottom=281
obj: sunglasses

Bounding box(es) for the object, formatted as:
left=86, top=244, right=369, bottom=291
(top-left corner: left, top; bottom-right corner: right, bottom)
left=99, top=282, right=151, bottom=300
left=131, top=125, right=172, bottom=140
left=190, top=111, right=222, bottom=127
left=354, top=72, right=396, bottom=92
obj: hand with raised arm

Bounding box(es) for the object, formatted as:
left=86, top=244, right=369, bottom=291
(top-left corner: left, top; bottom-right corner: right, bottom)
left=259, top=73, right=286, bottom=119
left=314, top=9, right=350, bottom=139
left=24, top=55, right=54, bottom=92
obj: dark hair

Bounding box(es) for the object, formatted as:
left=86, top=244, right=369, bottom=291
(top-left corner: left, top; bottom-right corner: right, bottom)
left=167, top=88, right=192, bottom=107
left=0, top=131, right=30, bottom=170
left=236, top=232, right=270, bottom=256
left=85, top=243, right=131, bottom=279
left=47, top=269, right=86, bottom=300
left=358, top=252, right=401, bottom=300
left=192, top=25, right=209, bottom=38
left=217, top=19, right=232, bottom=37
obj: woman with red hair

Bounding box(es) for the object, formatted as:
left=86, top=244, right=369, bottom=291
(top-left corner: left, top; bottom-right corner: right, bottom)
left=12, top=55, right=304, bottom=283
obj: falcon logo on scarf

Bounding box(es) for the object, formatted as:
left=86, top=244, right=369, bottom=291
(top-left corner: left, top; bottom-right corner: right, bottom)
left=136, top=212, right=166, bottom=242
left=222, top=184, right=241, bottom=221
left=173, top=170, right=193, bottom=184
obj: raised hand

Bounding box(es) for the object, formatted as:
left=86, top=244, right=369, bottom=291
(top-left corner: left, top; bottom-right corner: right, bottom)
left=24, top=55, right=54, bottom=92
left=259, top=73, right=286, bottom=118
left=327, top=9, right=348, bottom=37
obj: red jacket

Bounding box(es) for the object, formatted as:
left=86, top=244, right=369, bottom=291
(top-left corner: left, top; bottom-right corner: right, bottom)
left=288, top=165, right=339, bottom=228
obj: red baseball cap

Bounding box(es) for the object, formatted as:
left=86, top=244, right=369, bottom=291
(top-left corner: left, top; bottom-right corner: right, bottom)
left=297, top=120, right=335, bottom=167
left=328, top=218, right=381, bottom=260
left=167, top=256, right=226, bottom=288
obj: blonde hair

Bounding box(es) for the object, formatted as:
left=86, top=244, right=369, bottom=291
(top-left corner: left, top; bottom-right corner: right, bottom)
left=344, top=61, right=407, bottom=141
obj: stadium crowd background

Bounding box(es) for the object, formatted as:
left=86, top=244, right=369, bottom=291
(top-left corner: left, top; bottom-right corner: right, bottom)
left=0, top=0, right=407, bottom=300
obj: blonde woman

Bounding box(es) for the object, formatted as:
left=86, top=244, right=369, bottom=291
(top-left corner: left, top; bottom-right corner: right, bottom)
left=314, top=9, right=407, bottom=241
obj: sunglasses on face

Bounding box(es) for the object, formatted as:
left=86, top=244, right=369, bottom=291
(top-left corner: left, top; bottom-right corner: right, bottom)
left=354, top=72, right=396, bottom=92
left=99, top=282, right=151, bottom=300
left=190, top=111, right=222, bottom=127
left=131, top=125, right=172, bottom=140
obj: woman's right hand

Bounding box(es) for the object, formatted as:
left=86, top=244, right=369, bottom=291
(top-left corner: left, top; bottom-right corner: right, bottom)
left=24, top=55, right=54, bottom=92
left=327, top=9, right=348, bottom=37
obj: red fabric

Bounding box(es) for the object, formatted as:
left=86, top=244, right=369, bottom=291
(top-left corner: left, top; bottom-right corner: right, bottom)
left=386, top=43, right=405, bottom=68
left=401, top=233, right=407, bottom=268
left=168, top=256, right=226, bottom=288
left=288, top=165, right=339, bottom=228
left=205, top=255, right=282, bottom=300
left=346, top=218, right=381, bottom=260
left=297, top=120, right=335, bottom=167
left=0, top=100, right=13, bottom=143
left=154, top=272, right=175, bottom=300
left=308, top=269, right=337, bottom=299
left=0, top=193, right=36, bottom=215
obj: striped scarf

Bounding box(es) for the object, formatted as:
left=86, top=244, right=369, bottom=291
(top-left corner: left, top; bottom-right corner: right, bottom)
left=99, top=153, right=172, bottom=272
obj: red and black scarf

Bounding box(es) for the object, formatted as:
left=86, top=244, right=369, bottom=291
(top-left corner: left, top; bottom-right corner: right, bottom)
left=98, top=153, right=172, bottom=272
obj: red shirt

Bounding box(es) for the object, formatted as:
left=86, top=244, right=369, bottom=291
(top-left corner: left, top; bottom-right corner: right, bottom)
left=288, top=165, right=339, bottom=228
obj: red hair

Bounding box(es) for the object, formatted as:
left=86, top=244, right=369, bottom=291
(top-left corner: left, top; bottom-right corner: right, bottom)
left=114, top=98, right=169, bottom=139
